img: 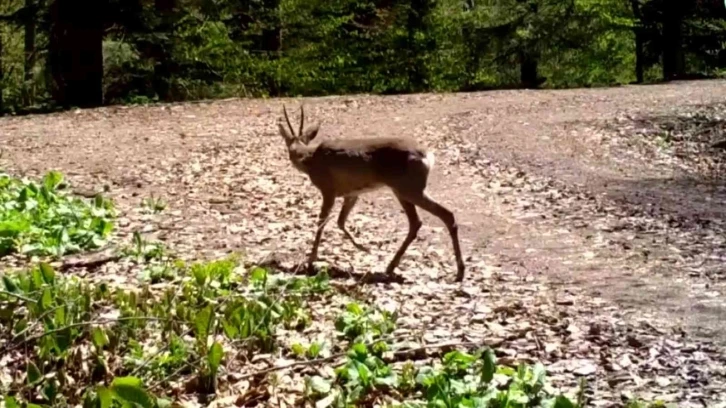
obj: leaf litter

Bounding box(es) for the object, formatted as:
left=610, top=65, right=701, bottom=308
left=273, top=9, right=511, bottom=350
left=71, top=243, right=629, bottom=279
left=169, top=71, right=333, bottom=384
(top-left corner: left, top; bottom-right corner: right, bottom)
left=2, top=82, right=726, bottom=406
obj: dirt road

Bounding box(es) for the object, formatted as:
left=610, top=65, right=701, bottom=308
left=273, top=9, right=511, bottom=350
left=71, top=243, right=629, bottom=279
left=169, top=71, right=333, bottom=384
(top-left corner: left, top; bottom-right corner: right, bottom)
left=2, top=80, right=726, bottom=404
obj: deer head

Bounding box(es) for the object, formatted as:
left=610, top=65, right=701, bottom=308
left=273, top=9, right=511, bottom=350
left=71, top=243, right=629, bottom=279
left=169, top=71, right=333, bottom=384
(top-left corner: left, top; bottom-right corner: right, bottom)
left=277, top=105, right=321, bottom=167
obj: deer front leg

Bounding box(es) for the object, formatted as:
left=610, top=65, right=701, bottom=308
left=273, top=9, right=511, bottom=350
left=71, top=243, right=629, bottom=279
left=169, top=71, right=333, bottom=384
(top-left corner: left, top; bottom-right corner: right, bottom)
left=384, top=196, right=422, bottom=275
left=308, top=193, right=335, bottom=271
left=337, top=196, right=369, bottom=252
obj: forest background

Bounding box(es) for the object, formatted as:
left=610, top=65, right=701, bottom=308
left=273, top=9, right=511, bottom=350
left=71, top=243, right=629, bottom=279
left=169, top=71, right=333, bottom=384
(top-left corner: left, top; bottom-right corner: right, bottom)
left=1, top=0, right=725, bottom=114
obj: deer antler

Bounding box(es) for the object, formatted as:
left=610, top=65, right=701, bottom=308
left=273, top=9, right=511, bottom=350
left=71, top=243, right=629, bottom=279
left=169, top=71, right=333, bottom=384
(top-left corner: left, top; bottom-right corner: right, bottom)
left=283, top=104, right=296, bottom=137
left=298, top=105, right=305, bottom=137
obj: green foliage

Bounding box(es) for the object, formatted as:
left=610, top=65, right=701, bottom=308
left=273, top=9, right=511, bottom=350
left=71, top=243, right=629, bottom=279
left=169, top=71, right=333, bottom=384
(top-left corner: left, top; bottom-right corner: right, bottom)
left=0, top=255, right=333, bottom=405
left=334, top=301, right=397, bottom=343
left=3, top=0, right=726, bottom=114
left=0, top=171, right=116, bottom=258
left=307, top=302, right=571, bottom=407
left=141, top=194, right=167, bottom=214
left=122, top=231, right=168, bottom=263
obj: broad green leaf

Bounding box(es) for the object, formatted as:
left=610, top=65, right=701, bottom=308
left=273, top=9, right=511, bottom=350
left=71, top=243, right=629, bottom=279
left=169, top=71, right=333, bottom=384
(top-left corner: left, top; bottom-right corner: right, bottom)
left=31, top=269, right=44, bottom=289
left=43, top=171, right=63, bottom=192
left=308, top=341, right=322, bottom=358
left=346, top=302, right=363, bottom=315
left=42, top=378, right=59, bottom=402
left=307, top=375, right=332, bottom=394
left=249, top=267, right=267, bottom=284
left=315, top=393, right=336, bottom=408
left=96, top=386, right=114, bottom=408
left=156, top=398, right=173, bottom=408
left=532, top=362, right=547, bottom=391
left=552, top=395, right=577, bottom=408
left=54, top=327, right=72, bottom=353
left=221, top=318, right=238, bottom=338
left=92, top=327, right=109, bottom=349
left=39, top=263, right=56, bottom=284
left=27, top=361, right=42, bottom=385
left=291, top=343, right=306, bottom=356
left=13, top=318, right=28, bottom=335
left=192, top=265, right=208, bottom=286
left=208, top=342, right=224, bottom=373
left=40, top=288, right=53, bottom=310
left=4, top=396, right=19, bottom=408
left=482, top=348, right=497, bottom=383
left=373, top=373, right=399, bottom=387
left=356, top=361, right=372, bottom=385
left=111, top=376, right=154, bottom=408
left=1, top=275, right=20, bottom=295
left=194, top=304, right=214, bottom=340
left=54, top=305, right=66, bottom=326
left=350, top=343, right=367, bottom=357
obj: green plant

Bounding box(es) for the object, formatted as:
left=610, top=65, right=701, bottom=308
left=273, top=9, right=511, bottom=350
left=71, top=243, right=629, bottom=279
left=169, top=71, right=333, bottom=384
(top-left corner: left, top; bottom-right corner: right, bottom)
left=291, top=340, right=329, bottom=359
left=0, top=171, right=115, bottom=258
left=334, top=302, right=397, bottom=343
left=0, top=256, right=325, bottom=404
left=304, top=344, right=591, bottom=408
left=139, top=263, right=179, bottom=284
left=121, top=231, right=168, bottom=263
left=142, top=194, right=167, bottom=214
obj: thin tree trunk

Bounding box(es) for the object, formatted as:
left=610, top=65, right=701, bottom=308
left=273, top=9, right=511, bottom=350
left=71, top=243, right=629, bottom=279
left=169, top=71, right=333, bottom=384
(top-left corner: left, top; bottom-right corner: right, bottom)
left=152, top=0, right=176, bottom=100
left=629, top=0, right=644, bottom=83
left=261, top=0, right=281, bottom=95
left=0, top=30, right=4, bottom=113
left=520, top=50, right=539, bottom=88
left=661, top=2, right=684, bottom=80
left=462, top=0, right=478, bottom=90
left=519, top=1, right=540, bottom=89
left=24, top=0, right=36, bottom=104
left=48, top=0, right=104, bottom=108
left=407, top=0, right=432, bottom=91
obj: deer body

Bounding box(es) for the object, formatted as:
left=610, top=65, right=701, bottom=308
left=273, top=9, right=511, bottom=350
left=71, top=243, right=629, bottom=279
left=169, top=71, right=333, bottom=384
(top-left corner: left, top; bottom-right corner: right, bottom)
left=278, top=105, right=465, bottom=282
left=293, top=137, right=432, bottom=197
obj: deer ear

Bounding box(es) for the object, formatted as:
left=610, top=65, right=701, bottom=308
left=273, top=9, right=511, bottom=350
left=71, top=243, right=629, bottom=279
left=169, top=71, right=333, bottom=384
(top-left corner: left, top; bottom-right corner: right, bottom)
left=278, top=121, right=295, bottom=145
left=300, top=123, right=320, bottom=144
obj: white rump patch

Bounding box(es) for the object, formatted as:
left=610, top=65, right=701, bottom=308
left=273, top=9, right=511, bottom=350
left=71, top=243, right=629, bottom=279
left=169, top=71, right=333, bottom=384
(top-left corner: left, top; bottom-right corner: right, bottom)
left=422, top=151, right=436, bottom=170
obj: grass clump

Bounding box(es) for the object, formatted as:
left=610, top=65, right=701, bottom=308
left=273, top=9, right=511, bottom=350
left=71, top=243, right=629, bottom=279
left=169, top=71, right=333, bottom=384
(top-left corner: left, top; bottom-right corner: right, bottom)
left=0, top=171, right=115, bottom=258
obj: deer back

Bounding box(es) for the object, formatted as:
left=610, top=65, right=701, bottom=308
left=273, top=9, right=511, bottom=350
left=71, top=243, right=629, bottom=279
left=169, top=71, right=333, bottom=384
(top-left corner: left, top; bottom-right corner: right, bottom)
left=301, top=137, right=433, bottom=197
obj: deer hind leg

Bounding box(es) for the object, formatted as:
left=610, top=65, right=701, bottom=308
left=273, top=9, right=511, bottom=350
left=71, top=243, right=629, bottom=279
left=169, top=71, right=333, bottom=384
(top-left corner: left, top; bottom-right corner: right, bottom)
left=399, top=190, right=465, bottom=282
left=337, top=196, right=369, bottom=252
left=384, top=195, right=423, bottom=275
left=308, top=193, right=335, bottom=269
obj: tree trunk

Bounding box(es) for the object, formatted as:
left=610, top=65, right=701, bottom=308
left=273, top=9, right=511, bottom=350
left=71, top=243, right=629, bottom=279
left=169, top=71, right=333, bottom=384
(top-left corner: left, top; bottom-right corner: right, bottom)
left=661, top=2, right=685, bottom=80
left=630, top=0, right=644, bottom=83
left=0, top=31, right=4, bottom=113
left=24, top=0, right=36, bottom=104
left=152, top=0, right=176, bottom=100
left=520, top=50, right=539, bottom=88
left=261, top=0, right=281, bottom=95
left=461, top=0, right=479, bottom=90
left=48, top=0, right=105, bottom=108
left=407, top=0, right=432, bottom=91
left=261, top=0, right=281, bottom=53
left=519, top=1, right=541, bottom=89
left=462, top=24, right=480, bottom=90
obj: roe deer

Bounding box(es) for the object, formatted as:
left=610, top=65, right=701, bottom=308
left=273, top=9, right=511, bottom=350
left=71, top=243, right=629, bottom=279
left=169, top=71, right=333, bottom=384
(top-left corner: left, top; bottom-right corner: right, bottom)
left=277, top=104, right=465, bottom=282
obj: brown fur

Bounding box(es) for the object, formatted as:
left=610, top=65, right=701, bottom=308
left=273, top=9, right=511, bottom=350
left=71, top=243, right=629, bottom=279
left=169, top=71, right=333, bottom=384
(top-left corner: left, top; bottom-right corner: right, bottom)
left=277, top=105, right=465, bottom=282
